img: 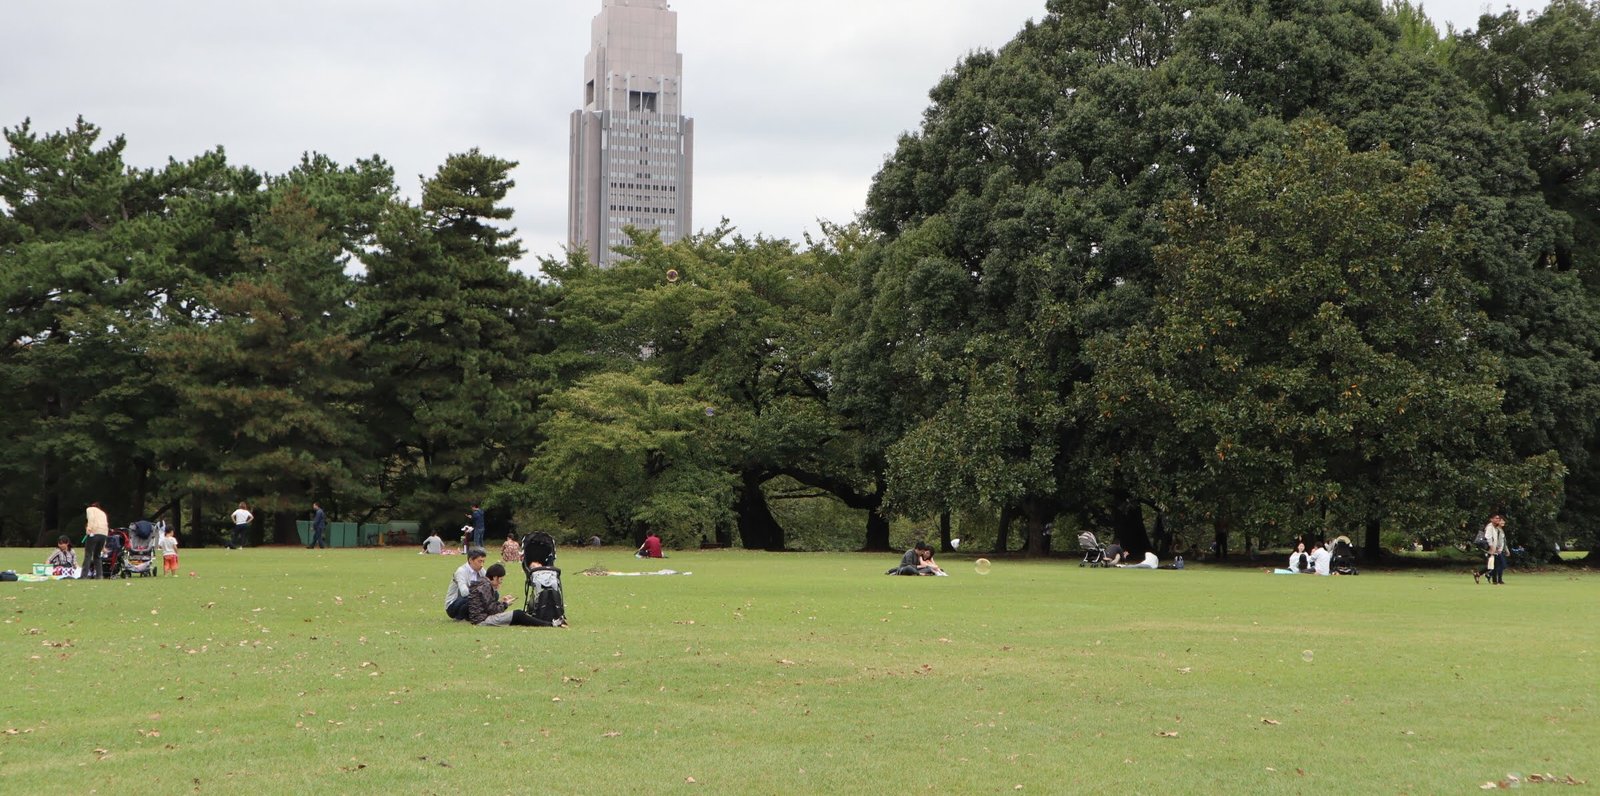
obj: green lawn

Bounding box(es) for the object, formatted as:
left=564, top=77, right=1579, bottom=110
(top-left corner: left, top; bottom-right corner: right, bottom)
left=2, top=548, right=1593, bottom=794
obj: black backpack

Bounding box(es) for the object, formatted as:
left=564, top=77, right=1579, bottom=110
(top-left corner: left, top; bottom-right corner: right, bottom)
left=526, top=568, right=565, bottom=623
left=1473, top=527, right=1490, bottom=551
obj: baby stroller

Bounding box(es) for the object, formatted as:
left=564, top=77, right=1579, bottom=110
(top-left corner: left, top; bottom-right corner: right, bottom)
left=1330, top=537, right=1359, bottom=575
left=100, top=529, right=128, bottom=579
left=521, top=532, right=566, bottom=624
left=123, top=521, right=158, bottom=577
left=1078, top=531, right=1106, bottom=567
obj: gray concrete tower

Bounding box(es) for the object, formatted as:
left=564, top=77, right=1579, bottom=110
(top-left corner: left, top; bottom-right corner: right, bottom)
left=568, top=0, right=694, bottom=266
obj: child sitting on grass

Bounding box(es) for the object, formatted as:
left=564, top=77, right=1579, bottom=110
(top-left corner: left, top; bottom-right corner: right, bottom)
left=47, top=535, right=76, bottom=575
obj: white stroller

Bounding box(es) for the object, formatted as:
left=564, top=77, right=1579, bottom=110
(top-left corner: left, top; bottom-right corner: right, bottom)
left=1078, top=532, right=1107, bottom=567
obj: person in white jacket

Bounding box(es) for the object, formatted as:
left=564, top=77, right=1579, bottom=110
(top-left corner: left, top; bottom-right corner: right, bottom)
left=1118, top=551, right=1159, bottom=569
left=1484, top=514, right=1508, bottom=585
left=1309, top=541, right=1332, bottom=576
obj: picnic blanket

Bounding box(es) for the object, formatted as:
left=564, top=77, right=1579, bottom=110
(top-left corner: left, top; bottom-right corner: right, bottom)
left=584, top=568, right=692, bottom=577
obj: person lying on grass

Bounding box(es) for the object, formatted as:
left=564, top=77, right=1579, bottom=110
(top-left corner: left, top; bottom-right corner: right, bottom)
left=466, top=563, right=565, bottom=627
left=1118, top=551, right=1159, bottom=569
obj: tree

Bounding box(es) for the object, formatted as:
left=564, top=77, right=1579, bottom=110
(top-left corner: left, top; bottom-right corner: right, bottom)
left=357, top=150, right=551, bottom=533
left=528, top=226, right=878, bottom=550
left=1452, top=0, right=1600, bottom=558
left=147, top=187, right=373, bottom=543
left=853, top=0, right=1589, bottom=556
left=0, top=118, right=188, bottom=542
left=1091, top=119, right=1563, bottom=556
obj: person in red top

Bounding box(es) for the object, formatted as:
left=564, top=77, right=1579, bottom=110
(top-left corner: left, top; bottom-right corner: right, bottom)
left=637, top=531, right=663, bottom=558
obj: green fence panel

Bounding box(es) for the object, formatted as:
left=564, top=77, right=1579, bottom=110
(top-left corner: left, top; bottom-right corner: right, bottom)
left=359, top=523, right=385, bottom=547
left=295, top=520, right=312, bottom=546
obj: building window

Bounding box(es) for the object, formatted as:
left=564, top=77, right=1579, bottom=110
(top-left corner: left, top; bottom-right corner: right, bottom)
left=628, top=91, right=658, bottom=112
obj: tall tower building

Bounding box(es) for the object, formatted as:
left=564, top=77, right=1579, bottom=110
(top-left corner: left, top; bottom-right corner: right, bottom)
left=568, top=0, right=694, bottom=267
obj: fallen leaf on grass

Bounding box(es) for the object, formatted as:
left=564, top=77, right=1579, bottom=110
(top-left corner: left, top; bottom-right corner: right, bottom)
left=1261, top=718, right=1280, bottom=725
left=777, top=659, right=795, bottom=666
left=601, top=731, right=621, bottom=738
left=1155, top=731, right=1179, bottom=738
left=1176, top=667, right=1192, bottom=674
left=685, top=777, right=696, bottom=784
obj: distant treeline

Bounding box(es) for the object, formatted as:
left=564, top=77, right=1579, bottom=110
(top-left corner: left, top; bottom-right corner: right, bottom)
left=3, top=0, right=1597, bottom=561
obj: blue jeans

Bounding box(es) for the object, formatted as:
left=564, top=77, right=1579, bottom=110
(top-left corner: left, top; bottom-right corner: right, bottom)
left=232, top=524, right=249, bottom=548
left=310, top=525, right=326, bottom=548
left=1491, top=552, right=1507, bottom=584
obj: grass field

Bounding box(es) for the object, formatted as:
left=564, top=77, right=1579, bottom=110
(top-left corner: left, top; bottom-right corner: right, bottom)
left=2, top=547, right=1594, bottom=794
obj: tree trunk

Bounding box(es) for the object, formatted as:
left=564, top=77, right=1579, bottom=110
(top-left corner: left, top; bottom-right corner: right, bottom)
left=1363, top=516, right=1382, bottom=561
left=1112, top=498, right=1149, bottom=555
left=1151, top=510, right=1171, bottom=557
left=274, top=512, right=298, bottom=546
left=39, top=451, right=61, bottom=546
left=1213, top=517, right=1229, bottom=561
left=862, top=509, right=891, bottom=552
left=734, top=470, right=786, bottom=551
left=1025, top=514, right=1047, bottom=556
left=132, top=464, right=149, bottom=521
left=938, top=511, right=952, bottom=552
left=190, top=493, right=206, bottom=547
left=994, top=505, right=1014, bottom=554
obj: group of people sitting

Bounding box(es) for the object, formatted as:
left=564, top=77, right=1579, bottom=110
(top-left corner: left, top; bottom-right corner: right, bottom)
left=1275, top=537, right=1355, bottom=575
left=441, top=548, right=567, bottom=628
left=885, top=541, right=947, bottom=576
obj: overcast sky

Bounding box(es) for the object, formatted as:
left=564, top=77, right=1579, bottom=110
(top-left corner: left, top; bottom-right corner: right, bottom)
left=2, top=0, right=1547, bottom=270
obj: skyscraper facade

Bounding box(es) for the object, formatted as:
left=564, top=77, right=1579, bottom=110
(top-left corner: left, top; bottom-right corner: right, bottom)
left=568, top=0, right=694, bottom=267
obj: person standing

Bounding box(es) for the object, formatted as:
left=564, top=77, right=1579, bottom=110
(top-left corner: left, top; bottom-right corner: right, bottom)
left=468, top=503, right=486, bottom=549
left=159, top=528, right=179, bottom=575
left=229, top=502, right=253, bottom=550
left=80, top=502, right=109, bottom=579
left=1484, top=514, right=1509, bottom=585
left=308, top=502, right=328, bottom=549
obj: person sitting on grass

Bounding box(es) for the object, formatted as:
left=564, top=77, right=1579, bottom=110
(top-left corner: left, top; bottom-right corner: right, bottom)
left=1309, top=540, right=1332, bottom=576
left=636, top=531, right=663, bottom=559
left=444, top=549, right=486, bottom=620
left=48, top=535, right=76, bottom=574
left=501, top=533, right=522, bottom=564
left=886, top=541, right=932, bottom=575
left=422, top=530, right=443, bottom=555
left=1289, top=542, right=1312, bottom=574
left=914, top=546, right=948, bottom=576
left=466, top=563, right=564, bottom=627
left=1118, top=550, right=1159, bottom=569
